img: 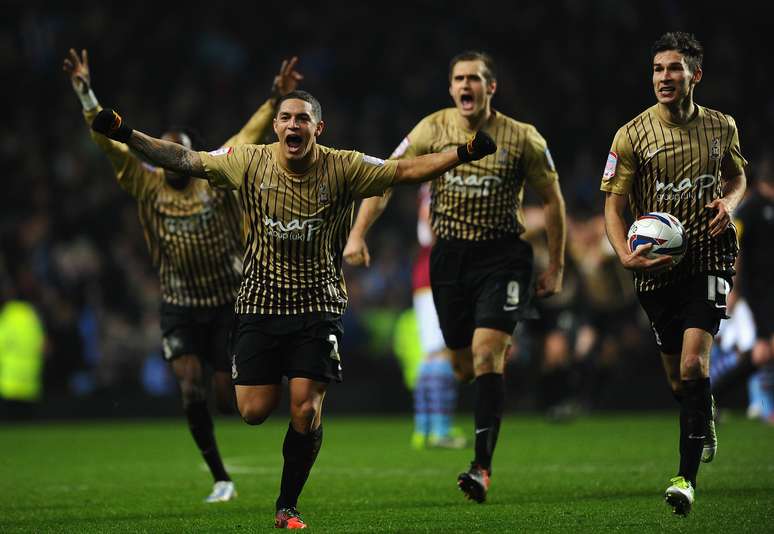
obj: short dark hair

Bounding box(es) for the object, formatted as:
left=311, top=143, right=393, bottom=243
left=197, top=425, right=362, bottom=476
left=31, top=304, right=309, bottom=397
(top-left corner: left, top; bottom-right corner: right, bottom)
left=652, top=32, right=704, bottom=73
left=277, top=90, right=322, bottom=121
left=449, top=51, right=497, bottom=83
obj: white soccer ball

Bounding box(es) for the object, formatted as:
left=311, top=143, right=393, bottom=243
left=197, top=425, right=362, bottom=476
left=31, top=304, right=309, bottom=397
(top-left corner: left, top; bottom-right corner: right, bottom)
left=627, top=212, right=686, bottom=265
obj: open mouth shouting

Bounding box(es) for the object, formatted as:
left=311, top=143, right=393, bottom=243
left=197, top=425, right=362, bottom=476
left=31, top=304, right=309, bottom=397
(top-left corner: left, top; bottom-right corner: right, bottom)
left=459, top=93, right=475, bottom=112
left=285, top=133, right=304, bottom=155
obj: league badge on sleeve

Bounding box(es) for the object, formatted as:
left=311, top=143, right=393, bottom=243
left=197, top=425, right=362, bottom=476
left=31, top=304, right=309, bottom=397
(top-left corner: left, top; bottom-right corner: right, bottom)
left=544, top=147, right=556, bottom=172
left=208, top=146, right=233, bottom=157
left=389, top=137, right=410, bottom=159
left=603, top=151, right=618, bottom=181
left=363, top=155, right=385, bottom=166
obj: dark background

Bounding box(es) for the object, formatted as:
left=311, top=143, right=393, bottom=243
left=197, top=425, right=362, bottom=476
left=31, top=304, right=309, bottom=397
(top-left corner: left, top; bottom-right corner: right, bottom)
left=1, top=0, right=769, bottom=418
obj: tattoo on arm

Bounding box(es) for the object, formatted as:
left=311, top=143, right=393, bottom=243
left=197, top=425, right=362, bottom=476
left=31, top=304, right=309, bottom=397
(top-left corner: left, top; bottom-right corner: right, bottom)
left=129, top=131, right=206, bottom=177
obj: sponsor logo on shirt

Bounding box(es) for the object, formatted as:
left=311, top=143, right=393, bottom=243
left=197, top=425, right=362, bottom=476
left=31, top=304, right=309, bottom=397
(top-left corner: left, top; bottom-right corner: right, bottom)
left=390, top=137, right=410, bottom=159
left=656, top=174, right=717, bottom=201
left=263, top=216, right=324, bottom=241
left=442, top=172, right=502, bottom=197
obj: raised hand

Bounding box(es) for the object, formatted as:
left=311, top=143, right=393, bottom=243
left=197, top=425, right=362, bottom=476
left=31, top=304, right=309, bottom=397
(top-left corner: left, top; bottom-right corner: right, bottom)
left=271, top=56, right=304, bottom=98
left=457, top=130, right=497, bottom=162
left=63, top=48, right=91, bottom=94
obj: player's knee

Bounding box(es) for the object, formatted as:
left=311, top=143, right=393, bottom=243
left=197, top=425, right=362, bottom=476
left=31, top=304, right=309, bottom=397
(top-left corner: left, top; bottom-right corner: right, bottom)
left=290, top=399, right=319, bottom=431
left=472, top=342, right=505, bottom=375
left=681, top=354, right=705, bottom=379
left=237, top=398, right=273, bottom=425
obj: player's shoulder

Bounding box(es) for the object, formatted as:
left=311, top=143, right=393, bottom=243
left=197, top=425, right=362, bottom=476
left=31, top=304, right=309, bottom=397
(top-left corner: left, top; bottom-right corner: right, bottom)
left=618, top=105, right=658, bottom=132
left=415, top=108, right=458, bottom=128
left=493, top=110, right=535, bottom=132
left=698, top=105, right=738, bottom=129
left=318, top=144, right=356, bottom=160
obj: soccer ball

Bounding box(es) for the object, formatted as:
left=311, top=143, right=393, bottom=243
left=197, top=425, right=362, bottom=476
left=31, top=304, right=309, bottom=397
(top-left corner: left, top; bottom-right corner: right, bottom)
left=627, top=212, right=686, bottom=265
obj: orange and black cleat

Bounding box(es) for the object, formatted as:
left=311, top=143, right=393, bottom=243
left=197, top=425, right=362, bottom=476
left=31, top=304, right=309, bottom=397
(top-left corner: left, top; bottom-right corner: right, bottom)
left=457, top=463, right=490, bottom=503
left=275, top=507, right=307, bottom=529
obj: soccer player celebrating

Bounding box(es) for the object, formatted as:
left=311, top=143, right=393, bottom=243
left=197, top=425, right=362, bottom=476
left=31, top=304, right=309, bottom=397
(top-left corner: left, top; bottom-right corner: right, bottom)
left=344, top=51, right=566, bottom=503
left=90, top=91, right=496, bottom=528
left=64, top=49, right=303, bottom=503
left=600, top=32, right=747, bottom=515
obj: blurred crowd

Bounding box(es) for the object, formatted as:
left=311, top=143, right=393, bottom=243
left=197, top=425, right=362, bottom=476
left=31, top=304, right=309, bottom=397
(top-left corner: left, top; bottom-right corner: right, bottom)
left=1, top=2, right=772, bottom=413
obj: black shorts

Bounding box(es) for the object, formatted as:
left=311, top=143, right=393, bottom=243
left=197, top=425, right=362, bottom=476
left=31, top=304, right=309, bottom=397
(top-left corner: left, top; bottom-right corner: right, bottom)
left=430, top=235, right=536, bottom=350
left=637, top=273, right=732, bottom=355
left=159, top=302, right=234, bottom=372
left=232, top=312, right=344, bottom=386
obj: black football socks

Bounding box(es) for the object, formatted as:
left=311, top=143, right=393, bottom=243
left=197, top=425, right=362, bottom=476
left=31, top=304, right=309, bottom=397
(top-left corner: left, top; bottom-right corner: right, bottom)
left=678, top=378, right=711, bottom=488
left=185, top=401, right=230, bottom=482
left=473, top=373, right=505, bottom=472
left=276, top=423, right=323, bottom=510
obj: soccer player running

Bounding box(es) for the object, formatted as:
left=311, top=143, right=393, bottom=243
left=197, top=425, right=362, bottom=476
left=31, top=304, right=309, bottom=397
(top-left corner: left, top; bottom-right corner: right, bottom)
left=600, top=32, right=747, bottom=516
left=64, top=49, right=303, bottom=503
left=89, top=91, right=496, bottom=528
left=344, top=51, right=567, bottom=503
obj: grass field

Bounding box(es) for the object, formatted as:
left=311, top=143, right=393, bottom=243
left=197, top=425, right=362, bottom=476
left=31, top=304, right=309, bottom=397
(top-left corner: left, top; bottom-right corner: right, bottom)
left=1, top=413, right=773, bottom=533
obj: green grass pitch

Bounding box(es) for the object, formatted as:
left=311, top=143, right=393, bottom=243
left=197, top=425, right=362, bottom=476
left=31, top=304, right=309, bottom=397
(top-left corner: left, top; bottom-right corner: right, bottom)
left=2, top=414, right=773, bottom=532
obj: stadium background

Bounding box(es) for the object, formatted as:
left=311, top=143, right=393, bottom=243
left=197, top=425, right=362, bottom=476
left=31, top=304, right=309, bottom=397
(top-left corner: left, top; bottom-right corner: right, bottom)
left=1, top=1, right=771, bottom=418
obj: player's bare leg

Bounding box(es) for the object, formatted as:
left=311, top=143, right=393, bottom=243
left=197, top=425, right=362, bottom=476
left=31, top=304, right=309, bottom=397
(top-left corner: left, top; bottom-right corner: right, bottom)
left=274, top=378, right=327, bottom=529
left=456, top=328, right=509, bottom=503
left=235, top=384, right=282, bottom=425
left=172, top=354, right=235, bottom=502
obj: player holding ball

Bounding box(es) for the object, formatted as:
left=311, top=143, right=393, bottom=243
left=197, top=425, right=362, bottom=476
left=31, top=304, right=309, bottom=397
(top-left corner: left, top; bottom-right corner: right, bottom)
left=601, top=32, right=747, bottom=516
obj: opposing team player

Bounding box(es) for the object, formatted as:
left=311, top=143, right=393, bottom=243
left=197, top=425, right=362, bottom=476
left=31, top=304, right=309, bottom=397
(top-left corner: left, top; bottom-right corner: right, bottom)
left=65, top=48, right=302, bottom=503
left=345, top=51, right=566, bottom=503
left=600, top=32, right=747, bottom=515
left=90, top=90, right=496, bottom=528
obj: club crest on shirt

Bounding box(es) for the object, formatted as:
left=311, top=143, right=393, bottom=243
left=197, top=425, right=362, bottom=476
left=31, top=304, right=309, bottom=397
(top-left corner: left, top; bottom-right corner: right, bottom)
left=603, top=151, right=618, bottom=181
left=318, top=182, right=330, bottom=205
left=496, top=147, right=509, bottom=165
left=711, top=138, right=721, bottom=160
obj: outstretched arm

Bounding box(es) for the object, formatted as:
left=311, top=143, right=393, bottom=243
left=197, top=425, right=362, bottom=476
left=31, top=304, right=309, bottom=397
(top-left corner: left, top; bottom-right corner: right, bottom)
left=345, top=131, right=496, bottom=266
left=392, top=130, right=496, bottom=185
left=65, top=48, right=156, bottom=195
left=91, top=107, right=207, bottom=177
left=128, top=128, right=207, bottom=178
